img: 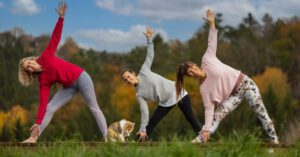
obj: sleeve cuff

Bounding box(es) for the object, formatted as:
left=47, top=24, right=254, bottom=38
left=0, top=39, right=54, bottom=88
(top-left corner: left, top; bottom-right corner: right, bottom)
left=147, top=38, right=153, bottom=44
left=139, top=126, right=146, bottom=132
left=202, top=125, right=211, bottom=132
left=35, top=119, right=42, bottom=125
left=58, top=17, right=64, bottom=22
left=209, top=29, right=218, bottom=32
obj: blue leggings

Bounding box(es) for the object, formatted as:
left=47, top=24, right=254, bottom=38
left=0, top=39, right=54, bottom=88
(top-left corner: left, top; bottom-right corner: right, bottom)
left=39, top=71, right=107, bottom=137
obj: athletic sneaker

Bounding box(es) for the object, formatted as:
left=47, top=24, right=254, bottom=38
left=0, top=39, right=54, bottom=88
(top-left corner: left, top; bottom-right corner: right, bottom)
left=191, top=135, right=203, bottom=143
left=272, top=138, right=279, bottom=145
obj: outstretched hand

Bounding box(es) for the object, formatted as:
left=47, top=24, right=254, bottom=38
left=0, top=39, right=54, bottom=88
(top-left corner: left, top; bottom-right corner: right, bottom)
left=202, top=9, right=215, bottom=29
left=143, top=26, right=154, bottom=39
left=136, top=131, right=148, bottom=142
left=200, top=130, right=210, bottom=143
left=30, top=123, right=40, bottom=139
left=203, top=9, right=215, bottom=24
left=55, top=0, right=67, bottom=18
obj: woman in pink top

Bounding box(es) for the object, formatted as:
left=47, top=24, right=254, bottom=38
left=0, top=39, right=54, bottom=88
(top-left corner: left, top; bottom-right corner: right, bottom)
left=175, top=9, right=278, bottom=144
left=18, top=1, right=107, bottom=143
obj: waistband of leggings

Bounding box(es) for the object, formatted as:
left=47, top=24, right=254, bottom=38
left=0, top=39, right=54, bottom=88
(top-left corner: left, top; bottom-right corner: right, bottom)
left=231, top=72, right=245, bottom=94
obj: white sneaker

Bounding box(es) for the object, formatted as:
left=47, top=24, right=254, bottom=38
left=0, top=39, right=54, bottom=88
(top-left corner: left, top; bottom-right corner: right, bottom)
left=191, top=135, right=203, bottom=144
left=22, top=136, right=37, bottom=143
left=272, top=139, right=279, bottom=145
left=269, top=138, right=279, bottom=145
left=267, top=148, right=274, bottom=154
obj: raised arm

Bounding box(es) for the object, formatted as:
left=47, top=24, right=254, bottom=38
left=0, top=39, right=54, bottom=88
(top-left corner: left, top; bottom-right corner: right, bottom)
left=140, top=27, right=155, bottom=71
left=40, top=1, right=67, bottom=58
left=203, top=9, right=218, bottom=57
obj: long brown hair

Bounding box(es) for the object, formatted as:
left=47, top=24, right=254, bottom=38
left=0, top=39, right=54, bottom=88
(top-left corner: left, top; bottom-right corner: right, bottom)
left=175, top=61, right=197, bottom=99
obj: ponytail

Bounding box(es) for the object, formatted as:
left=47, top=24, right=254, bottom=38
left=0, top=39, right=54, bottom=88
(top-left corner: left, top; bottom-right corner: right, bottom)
left=176, top=64, right=185, bottom=99
left=176, top=61, right=196, bottom=99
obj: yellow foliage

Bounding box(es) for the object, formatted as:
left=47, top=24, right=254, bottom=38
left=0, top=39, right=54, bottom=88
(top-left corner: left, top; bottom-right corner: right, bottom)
left=0, top=111, right=7, bottom=134
left=0, top=105, right=28, bottom=134
left=252, top=67, right=290, bottom=104
left=111, top=75, right=136, bottom=119
left=6, top=105, right=28, bottom=126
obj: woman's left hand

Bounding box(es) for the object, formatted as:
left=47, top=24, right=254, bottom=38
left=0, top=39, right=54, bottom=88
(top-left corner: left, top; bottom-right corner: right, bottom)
left=55, top=0, right=67, bottom=18
left=143, top=26, right=154, bottom=39
left=203, top=9, right=214, bottom=24
left=202, top=9, right=215, bottom=29
left=201, top=130, right=211, bottom=143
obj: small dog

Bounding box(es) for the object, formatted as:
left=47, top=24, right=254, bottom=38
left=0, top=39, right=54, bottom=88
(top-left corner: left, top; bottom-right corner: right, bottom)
left=107, top=119, right=135, bottom=142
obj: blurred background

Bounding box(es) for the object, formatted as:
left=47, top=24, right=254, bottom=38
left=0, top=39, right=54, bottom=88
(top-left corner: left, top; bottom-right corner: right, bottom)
left=0, top=0, right=300, bottom=144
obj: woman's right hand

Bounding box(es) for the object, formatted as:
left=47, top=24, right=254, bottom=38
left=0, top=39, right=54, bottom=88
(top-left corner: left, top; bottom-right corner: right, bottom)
left=136, top=131, right=148, bottom=141
left=30, top=123, right=40, bottom=139
left=200, top=130, right=211, bottom=143
left=55, top=0, right=67, bottom=18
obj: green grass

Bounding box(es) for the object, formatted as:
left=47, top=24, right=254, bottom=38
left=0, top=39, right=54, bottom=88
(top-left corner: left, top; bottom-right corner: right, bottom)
left=1, top=131, right=299, bottom=157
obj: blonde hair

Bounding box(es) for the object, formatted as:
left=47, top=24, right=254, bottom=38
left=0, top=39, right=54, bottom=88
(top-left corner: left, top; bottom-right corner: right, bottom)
left=18, top=56, right=39, bottom=86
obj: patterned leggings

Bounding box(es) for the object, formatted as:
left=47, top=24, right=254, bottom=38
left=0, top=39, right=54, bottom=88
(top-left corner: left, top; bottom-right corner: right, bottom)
left=208, top=75, right=278, bottom=142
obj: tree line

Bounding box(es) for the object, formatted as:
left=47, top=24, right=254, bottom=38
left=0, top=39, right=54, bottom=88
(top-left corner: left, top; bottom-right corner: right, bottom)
left=0, top=13, right=300, bottom=143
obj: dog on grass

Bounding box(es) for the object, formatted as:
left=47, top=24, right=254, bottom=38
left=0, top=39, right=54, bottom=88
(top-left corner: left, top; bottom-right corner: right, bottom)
left=107, top=119, right=135, bottom=142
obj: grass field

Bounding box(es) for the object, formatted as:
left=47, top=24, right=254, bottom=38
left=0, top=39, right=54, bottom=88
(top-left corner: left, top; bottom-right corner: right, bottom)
left=1, top=132, right=299, bottom=157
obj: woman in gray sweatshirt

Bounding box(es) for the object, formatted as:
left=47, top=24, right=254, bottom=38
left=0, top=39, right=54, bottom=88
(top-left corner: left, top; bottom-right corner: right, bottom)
left=121, top=27, right=201, bottom=141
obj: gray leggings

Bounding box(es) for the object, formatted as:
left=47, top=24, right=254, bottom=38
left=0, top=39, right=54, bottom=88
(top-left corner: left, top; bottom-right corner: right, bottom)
left=39, top=71, right=107, bottom=137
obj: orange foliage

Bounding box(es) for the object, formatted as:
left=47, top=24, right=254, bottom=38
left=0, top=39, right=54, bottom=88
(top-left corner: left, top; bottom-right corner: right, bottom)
left=252, top=67, right=290, bottom=104
left=0, top=111, right=6, bottom=134
left=103, top=63, right=120, bottom=76
left=277, top=20, right=300, bottom=38
left=110, top=75, right=136, bottom=119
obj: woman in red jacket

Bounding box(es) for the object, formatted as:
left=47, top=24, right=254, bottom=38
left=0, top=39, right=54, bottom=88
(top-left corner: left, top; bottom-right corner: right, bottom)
left=19, top=1, right=107, bottom=143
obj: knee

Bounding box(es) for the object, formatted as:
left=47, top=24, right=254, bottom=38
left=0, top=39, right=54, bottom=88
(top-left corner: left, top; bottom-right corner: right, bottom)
left=46, top=106, right=57, bottom=115
left=89, top=106, right=102, bottom=114
left=45, top=104, right=58, bottom=114
left=252, top=103, right=266, bottom=113
left=264, top=122, right=275, bottom=132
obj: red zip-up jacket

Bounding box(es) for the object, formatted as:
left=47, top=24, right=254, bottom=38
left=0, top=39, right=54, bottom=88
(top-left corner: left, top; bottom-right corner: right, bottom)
left=36, top=17, right=83, bottom=124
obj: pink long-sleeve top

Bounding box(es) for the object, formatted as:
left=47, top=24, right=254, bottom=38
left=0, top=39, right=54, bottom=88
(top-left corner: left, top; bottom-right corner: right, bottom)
left=200, top=29, right=242, bottom=131
left=35, top=17, right=83, bottom=124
